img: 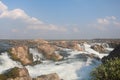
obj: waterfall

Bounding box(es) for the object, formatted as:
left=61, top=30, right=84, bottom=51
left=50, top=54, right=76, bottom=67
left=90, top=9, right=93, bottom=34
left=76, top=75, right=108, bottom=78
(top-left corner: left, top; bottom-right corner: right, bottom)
left=0, top=52, right=22, bottom=73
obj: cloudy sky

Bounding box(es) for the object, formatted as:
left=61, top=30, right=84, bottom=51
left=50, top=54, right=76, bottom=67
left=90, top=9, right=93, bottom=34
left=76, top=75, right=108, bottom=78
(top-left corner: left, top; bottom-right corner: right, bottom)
left=0, top=0, right=120, bottom=39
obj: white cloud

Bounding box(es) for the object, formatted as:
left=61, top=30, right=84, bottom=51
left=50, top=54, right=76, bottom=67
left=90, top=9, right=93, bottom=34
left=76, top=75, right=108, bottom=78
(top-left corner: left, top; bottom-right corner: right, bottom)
left=106, top=16, right=116, bottom=20
left=97, top=16, right=117, bottom=25
left=0, top=1, right=8, bottom=12
left=97, top=18, right=109, bottom=25
left=73, top=27, right=79, bottom=33
left=11, top=29, right=19, bottom=33
left=0, top=1, right=67, bottom=33
left=86, top=16, right=120, bottom=39
left=113, top=21, right=120, bottom=27
left=93, top=16, right=120, bottom=31
left=28, top=24, right=67, bottom=32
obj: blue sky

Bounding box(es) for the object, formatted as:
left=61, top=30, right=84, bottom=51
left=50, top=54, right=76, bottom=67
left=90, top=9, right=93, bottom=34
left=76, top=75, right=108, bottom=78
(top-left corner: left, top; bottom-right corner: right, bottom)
left=0, top=0, right=120, bottom=39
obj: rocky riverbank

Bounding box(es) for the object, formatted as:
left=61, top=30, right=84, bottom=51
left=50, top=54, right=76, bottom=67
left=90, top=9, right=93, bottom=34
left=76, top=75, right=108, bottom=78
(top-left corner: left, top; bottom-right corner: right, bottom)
left=0, top=39, right=120, bottom=80
left=0, top=67, right=60, bottom=80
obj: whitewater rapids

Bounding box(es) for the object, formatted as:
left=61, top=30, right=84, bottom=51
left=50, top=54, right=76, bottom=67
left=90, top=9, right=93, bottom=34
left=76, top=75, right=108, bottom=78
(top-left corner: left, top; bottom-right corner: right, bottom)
left=0, top=43, right=113, bottom=80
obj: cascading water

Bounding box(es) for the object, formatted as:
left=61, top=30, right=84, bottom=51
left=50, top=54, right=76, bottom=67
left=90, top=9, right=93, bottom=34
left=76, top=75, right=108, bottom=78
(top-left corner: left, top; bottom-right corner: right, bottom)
left=0, top=52, right=22, bottom=73
left=26, top=49, right=101, bottom=80
left=0, top=43, right=114, bottom=80
left=29, top=48, right=45, bottom=62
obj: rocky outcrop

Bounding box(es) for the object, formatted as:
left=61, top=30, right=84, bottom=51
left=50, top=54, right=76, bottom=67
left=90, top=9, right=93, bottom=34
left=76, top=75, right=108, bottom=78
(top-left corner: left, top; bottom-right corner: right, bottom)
left=0, top=67, right=61, bottom=80
left=54, top=41, right=68, bottom=48
left=91, top=44, right=106, bottom=53
left=0, top=67, right=32, bottom=80
left=33, top=39, right=48, bottom=44
left=102, top=44, right=120, bottom=63
left=8, top=46, right=33, bottom=65
left=67, top=41, right=83, bottom=51
left=54, top=41, right=83, bottom=51
left=37, top=44, right=63, bottom=61
left=33, top=73, right=60, bottom=80
left=51, top=53, right=63, bottom=61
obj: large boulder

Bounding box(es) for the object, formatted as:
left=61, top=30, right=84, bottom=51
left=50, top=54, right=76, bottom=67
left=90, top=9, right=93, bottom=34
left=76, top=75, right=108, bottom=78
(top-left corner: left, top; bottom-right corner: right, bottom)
left=8, top=46, right=33, bottom=65
left=37, top=44, right=63, bottom=61
left=33, top=73, right=60, bottom=80
left=0, top=67, right=32, bottom=80
left=91, top=44, right=106, bottom=53
left=54, top=41, right=83, bottom=51
left=102, top=44, right=120, bottom=63
left=67, top=41, right=83, bottom=51
left=54, top=41, right=68, bottom=48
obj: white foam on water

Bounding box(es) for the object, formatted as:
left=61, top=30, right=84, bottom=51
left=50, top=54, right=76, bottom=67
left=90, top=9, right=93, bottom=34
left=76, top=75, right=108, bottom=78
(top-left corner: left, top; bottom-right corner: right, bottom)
left=0, top=52, right=22, bottom=73
left=106, top=48, right=114, bottom=51
left=0, top=43, right=113, bottom=80
left=26, top=60, right=96, bottom=80
left=83, top=43, right=112, bottom=59
left=26, top=50, right=100, bottom=80
left=29, top=48, right=44, bottom=62
left=84, top=43, right=100, bottom=55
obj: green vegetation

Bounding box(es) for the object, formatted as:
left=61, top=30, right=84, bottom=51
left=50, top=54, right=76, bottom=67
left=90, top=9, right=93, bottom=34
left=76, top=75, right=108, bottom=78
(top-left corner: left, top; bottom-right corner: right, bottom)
left=91, top=58, right=120, bottom=80
left=0, top=67, right=19, bottom=80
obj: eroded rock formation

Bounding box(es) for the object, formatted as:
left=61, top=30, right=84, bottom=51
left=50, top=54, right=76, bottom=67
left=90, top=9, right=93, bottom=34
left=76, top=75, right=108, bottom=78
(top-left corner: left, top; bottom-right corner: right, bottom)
left=91, top=44, right=106, bottom=53
left=37, top=44, right=63, bottom=61
left=8, top=46, right=33, bottom=65
left=33, top=73, right=60, bottom=80
left=54, top=41, right=84, bottom=51
left=0, top=67, right=32, bottom=80
left=0, top=67, right=60, bottom=80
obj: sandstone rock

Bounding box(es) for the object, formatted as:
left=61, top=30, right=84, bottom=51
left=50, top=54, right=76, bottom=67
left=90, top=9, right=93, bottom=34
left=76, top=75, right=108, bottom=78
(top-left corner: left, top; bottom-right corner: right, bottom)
left=7, top=77, right=32, bottom=80
left=37, top=44, right=63, bottom=61
left=67, top=41, right=83, bottom=51
left=37, top=44, right=55, bottom=58
left=91, top=44, right=106, bottom=53
left=33, top=39, right=48, bottom=44
left=54, top=41, right=83, bottom=51
left=9, top=46, right=33, bottom=65
left=51, top=53, right=63, bottom=61
left=0, top=67, right=32, bottom=80
left=56, top=41, right=68, bottom=48
left=33, top=73, right=60, bottom=80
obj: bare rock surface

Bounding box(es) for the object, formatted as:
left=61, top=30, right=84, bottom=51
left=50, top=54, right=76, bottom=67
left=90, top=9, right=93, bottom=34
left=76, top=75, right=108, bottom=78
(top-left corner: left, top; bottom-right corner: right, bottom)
left=91, top=44, right=106, bottom=53
left=33, top=73, right=60, bottom=80
left=0, top=67, right=32, bottom=80
left=37, top=44, right=63, bottom=61
left=9, top=46, right=33, bottom=65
